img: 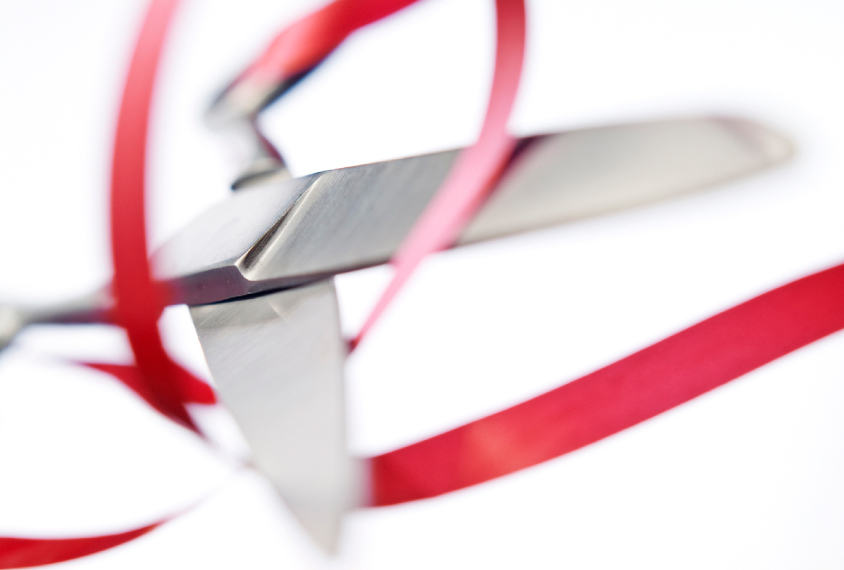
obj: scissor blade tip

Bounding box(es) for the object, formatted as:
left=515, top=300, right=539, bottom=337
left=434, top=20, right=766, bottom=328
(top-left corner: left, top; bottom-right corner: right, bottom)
left=286, top=504, right=343, bottom=555
left=717, top=115, right=795, bottom=162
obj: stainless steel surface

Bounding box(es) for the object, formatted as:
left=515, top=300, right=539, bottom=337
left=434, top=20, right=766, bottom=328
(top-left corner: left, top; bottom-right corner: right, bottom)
left=0, top=115, right=787, bottom=551
left=206, top=74, right=306, bottom=188
left=190, top=280, right=362, bottom=552
left=156, top=173, right=317, bottom=305
left=2, top=116, right=791, bottom=345
left=460, top=116, right=792, bottom=243
left=156, top=116, right=792, bottom=306
left=215, top=117, right=289, bottom=190
left=0, top=288, right=112, bottom=352
left=0, top=306, right=25, bottom=352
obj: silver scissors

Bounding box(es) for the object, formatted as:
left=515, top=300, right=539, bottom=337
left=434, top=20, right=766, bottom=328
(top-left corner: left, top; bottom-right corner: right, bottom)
left=0, top=112, right=792, bottom=551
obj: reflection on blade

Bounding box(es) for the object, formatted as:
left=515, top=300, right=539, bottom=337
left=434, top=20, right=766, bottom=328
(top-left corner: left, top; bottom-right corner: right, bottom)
left=158, top=116, right=792, bottom=306
left=178, top=116, right=793, bottom=553
left=189, top=280, right=361, bottom=553
left=460, top=116, right=792, bottom=243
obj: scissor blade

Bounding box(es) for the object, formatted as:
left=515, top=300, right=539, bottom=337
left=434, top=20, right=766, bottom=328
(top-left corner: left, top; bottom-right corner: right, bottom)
left=189, top=280, right=361, bottom=553
left=158, top=116, right=791, bottom=305
left=460, top=115, right=791, bottom=243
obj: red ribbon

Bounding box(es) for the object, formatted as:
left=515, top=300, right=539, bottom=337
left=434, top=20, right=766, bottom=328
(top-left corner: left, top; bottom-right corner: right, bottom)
left=353, top=0, right=526, bottom=347
left=245, top=0, right=420, bottom=86
left=5, top=263, right=843, bottom=566
left=109, top=0, right=203, bottom=433
left=0, top=1, right=430, bottom=566
left=0, top=523, right=161, bottom=570
left=82, top=362, right=216, bottom=408
left=5, top=0, right=843, bottom=567
left=371, top=262, right=844, bottom=504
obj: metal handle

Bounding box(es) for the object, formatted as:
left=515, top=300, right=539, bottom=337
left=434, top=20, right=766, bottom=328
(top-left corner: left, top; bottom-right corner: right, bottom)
left=0, top=287, right=113, bottom=352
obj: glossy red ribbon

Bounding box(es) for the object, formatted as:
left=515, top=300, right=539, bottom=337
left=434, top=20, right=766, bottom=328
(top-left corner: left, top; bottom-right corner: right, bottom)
left=353, top=0, right=526, bottom=347
left=82, top=362, right=216, bottom=409
left=109, top=0, right=202, bottom=432
left=245, top=0, right=420, bottom=86
left=371, top=262, right=844, bottom=504
left=0, top=1, right=432, bottom=566
left=4, top=0, right=843, bottom=567
left=0, top=1, right=201, bottom=566
left=5, top=262, right=842, bottom=567
left=0, top=524, right=160, bottom=570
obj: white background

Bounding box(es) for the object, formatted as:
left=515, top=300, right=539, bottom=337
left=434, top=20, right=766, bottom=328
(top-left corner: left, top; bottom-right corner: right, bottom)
left=1, top=0, right=844, bottom=568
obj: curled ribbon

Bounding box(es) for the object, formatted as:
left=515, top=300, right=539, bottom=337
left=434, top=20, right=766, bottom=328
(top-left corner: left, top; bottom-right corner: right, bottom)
left=3, top=0, right=842, bottom=567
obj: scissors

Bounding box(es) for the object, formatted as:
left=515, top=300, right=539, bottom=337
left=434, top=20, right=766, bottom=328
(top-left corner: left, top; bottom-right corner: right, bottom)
left=0, top=107, right=791, bottom=550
